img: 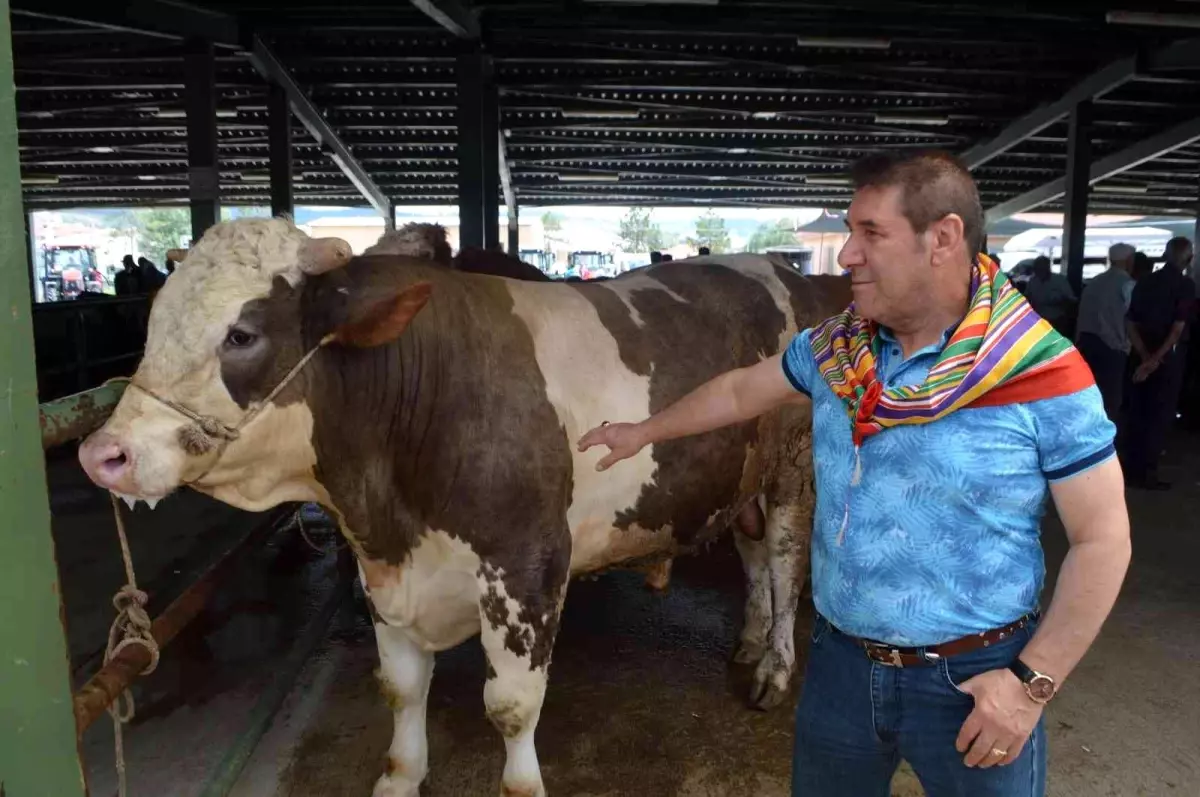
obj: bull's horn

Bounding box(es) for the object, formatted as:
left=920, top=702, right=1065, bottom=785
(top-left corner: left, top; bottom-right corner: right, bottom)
left=166, top=248, right=189, bottom=262
left=299, top=237, right=353, bottom=275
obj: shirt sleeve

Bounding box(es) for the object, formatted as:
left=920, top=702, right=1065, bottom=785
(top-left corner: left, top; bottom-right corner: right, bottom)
left=1121, top=280, right=1134, bottom=309
left=781, top=329, right=817, bottom=396
left=1025, top=387, right=1117, bottom=482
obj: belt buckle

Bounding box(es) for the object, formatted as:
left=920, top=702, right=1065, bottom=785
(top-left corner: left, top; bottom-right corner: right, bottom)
left=865, top=643, right=904, bottom=668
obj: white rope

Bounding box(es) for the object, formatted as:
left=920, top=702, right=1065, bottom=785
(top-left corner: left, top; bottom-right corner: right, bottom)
left=105, top=494, right=161, bottom=797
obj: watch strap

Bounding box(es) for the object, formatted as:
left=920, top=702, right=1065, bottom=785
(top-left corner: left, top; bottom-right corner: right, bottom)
left=1008, top=657, right=1036, bottom=684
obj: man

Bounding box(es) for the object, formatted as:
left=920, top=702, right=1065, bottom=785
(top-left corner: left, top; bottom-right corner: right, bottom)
left=579, top=151, right=1130, bottom=797
left=114, top=254, right=140, bottom=296
left=1125, top=235, right=1196, bottom=489
left=1024, top=255, right=1077, bottom=337
left=1076, top=243, right=1136, bottom=421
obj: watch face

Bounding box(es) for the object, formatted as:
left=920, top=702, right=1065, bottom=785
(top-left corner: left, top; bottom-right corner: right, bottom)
left=1029, top=674, right=1056, bottom=701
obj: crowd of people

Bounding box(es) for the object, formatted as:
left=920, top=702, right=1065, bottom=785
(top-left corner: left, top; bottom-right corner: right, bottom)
left=1023, top=238, right=1197, bottom=489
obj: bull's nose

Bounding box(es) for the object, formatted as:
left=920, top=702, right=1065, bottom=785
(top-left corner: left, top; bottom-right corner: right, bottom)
left=79, top=432, right=135, bottom=492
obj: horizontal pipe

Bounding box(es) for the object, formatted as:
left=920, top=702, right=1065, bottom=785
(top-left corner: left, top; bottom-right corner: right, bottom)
left=72, top=508, right=291, bottom=735
left=39, top=380, right=128, bottom=449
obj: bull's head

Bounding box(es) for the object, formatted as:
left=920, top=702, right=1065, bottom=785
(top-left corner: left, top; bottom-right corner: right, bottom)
left=77, top=217, right=430, bottom=511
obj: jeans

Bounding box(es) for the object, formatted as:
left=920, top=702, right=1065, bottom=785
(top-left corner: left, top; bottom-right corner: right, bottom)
left=792, top=615, right=1046, bottom=797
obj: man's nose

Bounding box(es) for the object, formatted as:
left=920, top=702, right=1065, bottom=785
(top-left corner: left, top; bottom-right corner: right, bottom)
left=838, top=236, right=863, bottom=270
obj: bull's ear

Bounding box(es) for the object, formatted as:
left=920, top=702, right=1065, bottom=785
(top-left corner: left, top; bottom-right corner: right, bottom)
left=328, top=282, right=433, bottom=348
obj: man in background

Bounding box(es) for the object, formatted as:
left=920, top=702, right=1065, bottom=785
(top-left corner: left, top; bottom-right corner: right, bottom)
left=1076, top=243, right=1135, bottom=421
left=1025, top=255, right=1077, bottom=337
left=1125, top=236, right=1196, bottom=489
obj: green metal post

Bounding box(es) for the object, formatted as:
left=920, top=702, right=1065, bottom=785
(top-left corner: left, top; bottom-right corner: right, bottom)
left=0, top=0, right=89, bottom=793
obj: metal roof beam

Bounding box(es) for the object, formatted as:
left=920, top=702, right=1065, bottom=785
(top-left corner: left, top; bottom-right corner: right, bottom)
left=985, top=112, right=1200, bottom=222
left=11, top=2, right=240, bottom=47
left=408, top=0, right=479, bottom=39
left=247, top=37, right=390, bottom=218
left=960, top=56, right=1138, bottom=170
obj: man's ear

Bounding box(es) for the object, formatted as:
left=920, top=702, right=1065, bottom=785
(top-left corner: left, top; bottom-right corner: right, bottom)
left=929, top=213, right=966, bottom=266
left=328, top=282, right=433, bottom=348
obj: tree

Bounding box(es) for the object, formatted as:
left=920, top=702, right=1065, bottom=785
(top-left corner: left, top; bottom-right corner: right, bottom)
left=541, top=211, right=564, bottom=251
left=746, top=219, right=799, bottom=253
left=689, top=209, right=731, bottom=254
left=617, top=206, right=666, bottom=253
left=134, top=208, right=191, bottom=264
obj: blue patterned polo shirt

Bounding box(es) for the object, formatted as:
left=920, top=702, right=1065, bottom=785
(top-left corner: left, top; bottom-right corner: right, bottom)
left=782, top=326, right=1115, bottom=646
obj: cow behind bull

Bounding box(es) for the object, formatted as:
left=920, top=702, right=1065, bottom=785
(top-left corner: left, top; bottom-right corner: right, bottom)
left=78, top=217, right=848, bottom=797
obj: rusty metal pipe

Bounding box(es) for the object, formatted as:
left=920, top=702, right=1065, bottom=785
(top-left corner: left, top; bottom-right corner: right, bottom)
left=40, top=380, right=129, bottom=450
left=72, top=507, right=292, bottom=735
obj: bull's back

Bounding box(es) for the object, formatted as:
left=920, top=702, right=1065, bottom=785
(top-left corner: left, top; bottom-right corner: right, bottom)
left=504, top=258, right=847, bottom=573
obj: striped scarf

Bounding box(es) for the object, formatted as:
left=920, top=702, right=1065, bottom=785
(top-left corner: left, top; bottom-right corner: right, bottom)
left=810, top=254, right=1095, bottom=447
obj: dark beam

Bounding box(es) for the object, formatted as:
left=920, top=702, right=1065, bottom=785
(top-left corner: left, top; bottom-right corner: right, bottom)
left=1062, top=102, right=1092, bottom=295
left=482, top=65, right=500, bottom=251
left=986, top=112, right=1200, bottom=222
left=11, top=2, right=240, bottom=47
left=408, top=0, right=479, bottom=39
left=184, top=37, right=219, bottom=242
left=456, top=50, right=499, bottom=250
left=247, top=37, right=391, bottom=219
left=268, top=82, right=293, bottom=218
left=960, top=56, right=1136, bottom=170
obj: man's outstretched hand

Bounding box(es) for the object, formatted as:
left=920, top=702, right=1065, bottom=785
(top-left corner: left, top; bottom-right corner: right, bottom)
left=577, top=422, right=648, bottom=471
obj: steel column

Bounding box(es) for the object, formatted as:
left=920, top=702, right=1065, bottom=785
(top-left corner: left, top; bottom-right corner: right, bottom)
left=0, top=0, right=88, bottom=790
left=482, top=69, right=501, bottom=251
left=456, top=50, right=489, bottom=249
left=268, top=82, right=294, bottom=218
left=184, top=37, right=220, bottom=242
left=508, top=206, right=520, bottom=256
left=1062, top=101, right=1092, bottom=295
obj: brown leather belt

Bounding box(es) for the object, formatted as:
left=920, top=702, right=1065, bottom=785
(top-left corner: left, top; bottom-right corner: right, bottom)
left=834, top=614, right=1034, bottom=668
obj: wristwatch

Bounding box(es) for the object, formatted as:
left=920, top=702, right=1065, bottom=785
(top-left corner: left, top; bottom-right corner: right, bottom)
left=1008, top=658, right=1057, bottom=704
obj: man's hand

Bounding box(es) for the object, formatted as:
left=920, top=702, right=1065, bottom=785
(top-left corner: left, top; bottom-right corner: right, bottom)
left=954, top=668, right=1044, bottom=769
left=1133, top=356, right=1160, bottom=383
left=577, top=422, right=647, bottom=471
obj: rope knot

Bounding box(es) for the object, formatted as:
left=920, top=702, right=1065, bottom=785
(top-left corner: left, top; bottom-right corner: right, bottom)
left=196, top=415, right=240, bottom=441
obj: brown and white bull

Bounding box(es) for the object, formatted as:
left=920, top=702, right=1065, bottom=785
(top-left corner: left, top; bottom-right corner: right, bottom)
left=78, top=218, right=848, bottom=796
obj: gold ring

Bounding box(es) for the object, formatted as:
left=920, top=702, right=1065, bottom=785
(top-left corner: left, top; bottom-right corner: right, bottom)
left=990, top=748, right=1008, bottom=758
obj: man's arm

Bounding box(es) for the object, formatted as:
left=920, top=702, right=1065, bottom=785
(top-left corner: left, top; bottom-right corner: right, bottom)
left=956, top=456, right=1130, bottom=768
left=1017, top=456, right=1131, bottom=683
left=577, top=352, right=802, bottom=471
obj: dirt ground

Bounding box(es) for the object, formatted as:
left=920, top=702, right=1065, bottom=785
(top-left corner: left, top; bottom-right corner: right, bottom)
left=59, top=429, right=1200, bottom=796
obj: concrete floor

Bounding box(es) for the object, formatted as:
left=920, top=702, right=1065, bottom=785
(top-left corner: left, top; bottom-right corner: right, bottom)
left=56, top=429, right=1200, bottom=797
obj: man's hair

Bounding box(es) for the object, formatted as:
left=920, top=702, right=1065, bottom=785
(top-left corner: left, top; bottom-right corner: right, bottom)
left=1108, top=242, right=1135, bottom=264
left=1164, top=235, right=1193, bottom=266
left=850, top=150, right=985, bottom=257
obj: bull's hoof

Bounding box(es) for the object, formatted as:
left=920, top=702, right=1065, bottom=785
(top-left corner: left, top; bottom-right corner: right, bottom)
left=373, top=773, right=422, bottom=797
left=732, top=639, right=767, bottom=666
left=500, top=781, right=546, bottom=797
left=749, top=650, right=792, bottom=711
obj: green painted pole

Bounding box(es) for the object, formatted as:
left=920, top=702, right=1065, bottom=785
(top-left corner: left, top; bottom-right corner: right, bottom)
left=0, top=0, right=89, bottom=793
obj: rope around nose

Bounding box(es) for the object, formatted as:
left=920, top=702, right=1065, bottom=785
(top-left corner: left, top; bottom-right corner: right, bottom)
left=105, top=493, right=161, bottom=797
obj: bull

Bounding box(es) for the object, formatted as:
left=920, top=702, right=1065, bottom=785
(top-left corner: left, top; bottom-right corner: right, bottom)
left=78, top=218, right=848, bottom=796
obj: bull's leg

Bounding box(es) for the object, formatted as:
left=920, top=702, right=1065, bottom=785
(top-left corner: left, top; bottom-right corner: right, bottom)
left=732, top=498, right=772, bottom=665
left=749, top=499, right=812, bottom=710
left=370, top=621, right=435, bottom=797
left=477, top=560, right=568, bottom=797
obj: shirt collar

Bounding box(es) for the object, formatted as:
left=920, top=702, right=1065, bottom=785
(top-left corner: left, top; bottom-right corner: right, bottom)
left=877, top=322, right=958, bottom=359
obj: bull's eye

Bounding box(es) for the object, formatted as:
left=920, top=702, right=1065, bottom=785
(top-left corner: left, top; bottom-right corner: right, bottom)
left=225, top=328, right=258, bottom=348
